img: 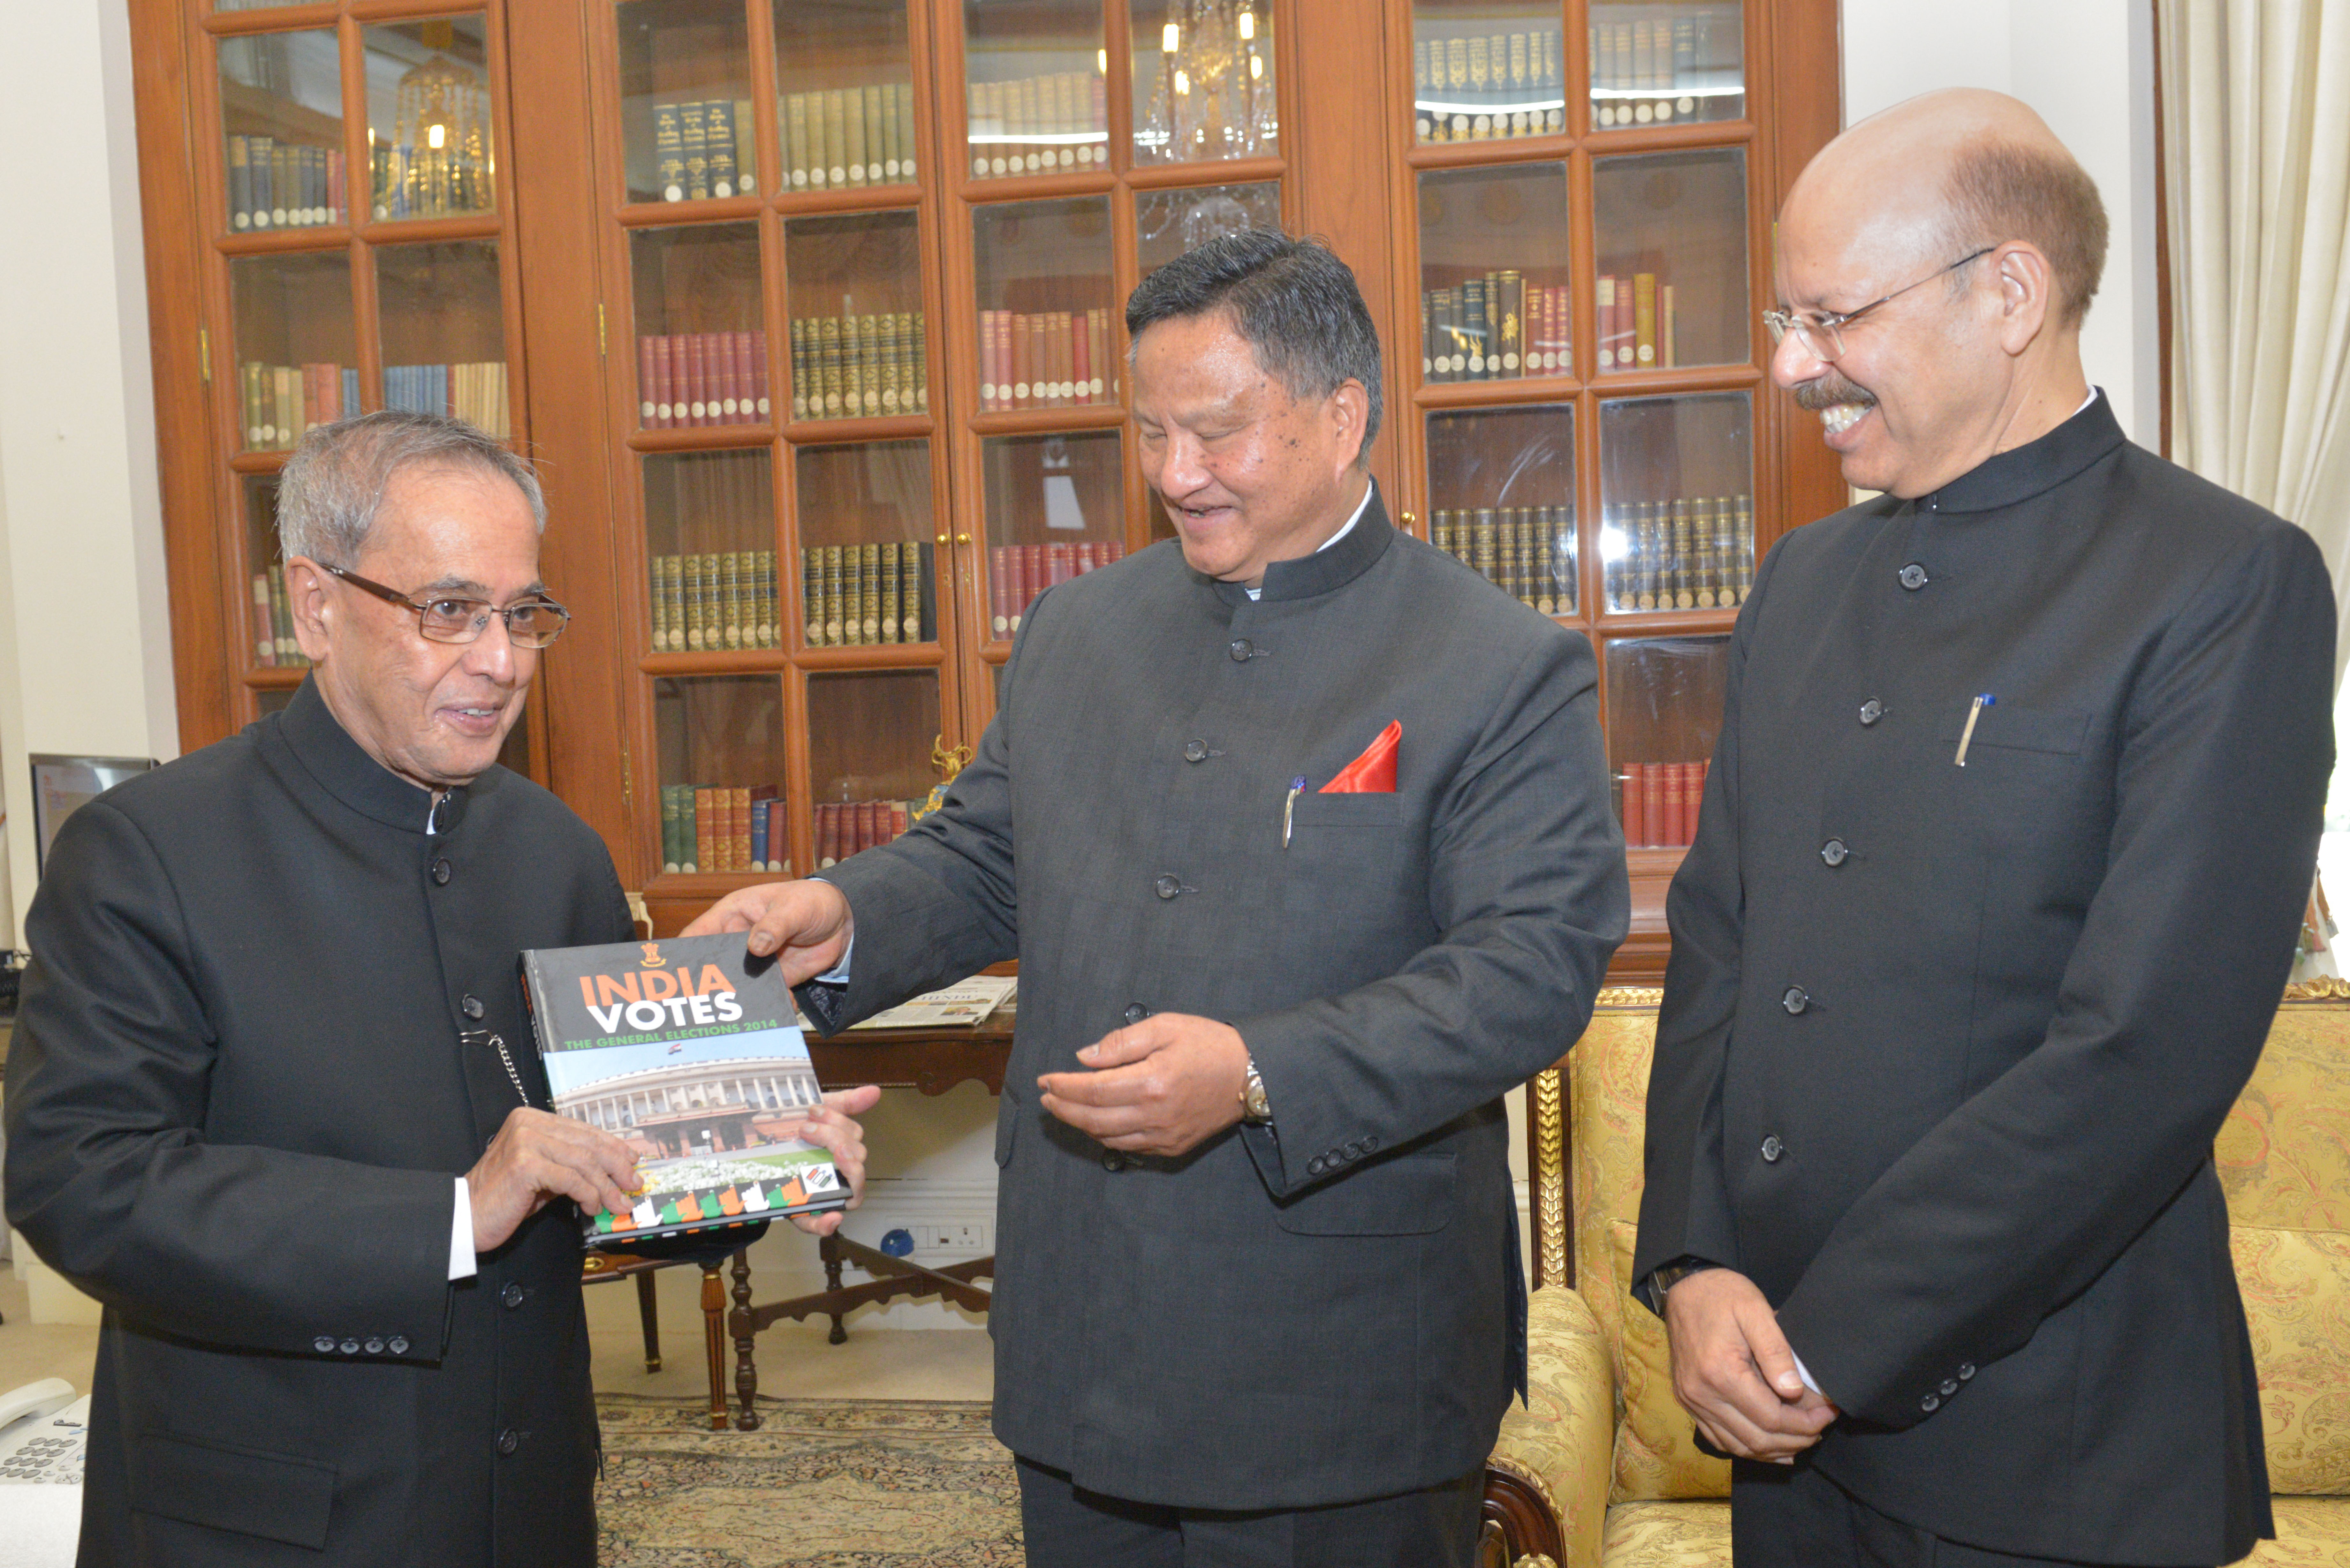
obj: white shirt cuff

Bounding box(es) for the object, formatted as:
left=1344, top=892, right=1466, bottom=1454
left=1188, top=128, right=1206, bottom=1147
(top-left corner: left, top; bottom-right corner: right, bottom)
left=812, top=932, right=852, bottom=986
left=1791, top=1348, right=1822, bottom=1397
left=449, top=1177, right=477, bottom=1280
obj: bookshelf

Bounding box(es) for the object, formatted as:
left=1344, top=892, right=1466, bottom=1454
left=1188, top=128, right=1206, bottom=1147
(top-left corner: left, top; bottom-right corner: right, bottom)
left=132, top=0, right=1838, bottom=974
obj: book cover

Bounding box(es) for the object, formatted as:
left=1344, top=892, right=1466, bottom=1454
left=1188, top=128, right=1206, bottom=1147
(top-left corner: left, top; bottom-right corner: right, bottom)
left=655, top=102, right=686, bottom=202
left=520, top=934, right=845, bottom=1246
left=896, top=83, right=917, bottom=180
left=916, top=541, right=936, bottom=642
left=706, top=98, right=736, bottom=197
left=843, top=84, right=868, bottom=185
left=785, top=92, right=809, bottom=188
left=1622, top=763, right=1647, bottom=847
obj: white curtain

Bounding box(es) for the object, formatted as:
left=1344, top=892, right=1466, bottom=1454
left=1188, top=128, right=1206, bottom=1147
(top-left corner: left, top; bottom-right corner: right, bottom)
left=2160, top=0, right=2350, bottom=686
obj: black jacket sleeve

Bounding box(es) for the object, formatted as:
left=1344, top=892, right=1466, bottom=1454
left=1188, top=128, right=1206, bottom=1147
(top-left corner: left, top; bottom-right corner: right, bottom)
left=4, top=800, right=455, bottom=1357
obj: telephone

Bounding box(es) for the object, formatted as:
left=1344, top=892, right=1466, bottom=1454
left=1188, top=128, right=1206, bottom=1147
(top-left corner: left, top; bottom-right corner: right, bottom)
left=0, top=1379, right=87, bottom=1485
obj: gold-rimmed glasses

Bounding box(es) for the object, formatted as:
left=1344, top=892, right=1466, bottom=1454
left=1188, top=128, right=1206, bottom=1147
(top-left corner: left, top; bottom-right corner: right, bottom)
left=324, top=564, right=571, bottom=648
left=1762, top=246, right=1995, bottom=363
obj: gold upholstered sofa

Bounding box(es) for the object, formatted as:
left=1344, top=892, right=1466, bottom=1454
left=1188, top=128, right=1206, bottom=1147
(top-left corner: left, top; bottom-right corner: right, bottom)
left=1478, top=985, right=2350, bottom=1568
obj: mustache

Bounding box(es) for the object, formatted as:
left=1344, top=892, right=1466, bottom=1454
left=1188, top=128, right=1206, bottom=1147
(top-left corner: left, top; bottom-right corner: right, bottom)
left=1792, top=371, right=1876, bottom=412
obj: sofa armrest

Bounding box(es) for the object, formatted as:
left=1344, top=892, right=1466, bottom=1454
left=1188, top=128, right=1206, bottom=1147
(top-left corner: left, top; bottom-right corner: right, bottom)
left=1487, top=1285, right=1616, bottom=1568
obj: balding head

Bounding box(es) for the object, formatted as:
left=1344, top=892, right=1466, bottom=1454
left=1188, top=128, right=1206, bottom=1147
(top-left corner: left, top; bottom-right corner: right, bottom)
left=1789, top=89, right=2107, bottom=328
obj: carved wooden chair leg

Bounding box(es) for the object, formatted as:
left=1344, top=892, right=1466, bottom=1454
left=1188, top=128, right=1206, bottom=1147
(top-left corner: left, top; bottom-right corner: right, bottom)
left=634, top=1269, right=661, bottom=1373
left=730, top=1249, right=762, bottom=1432
left=819, top=1229, right=849, bottom=1345
left=699, top=1261, right=729, bottom=1431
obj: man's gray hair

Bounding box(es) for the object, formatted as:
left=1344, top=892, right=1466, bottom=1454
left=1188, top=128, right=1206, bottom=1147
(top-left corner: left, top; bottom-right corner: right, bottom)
left=277, top=410, right=546, bottom=566
left=1124, top=230, right=1383, bottom=463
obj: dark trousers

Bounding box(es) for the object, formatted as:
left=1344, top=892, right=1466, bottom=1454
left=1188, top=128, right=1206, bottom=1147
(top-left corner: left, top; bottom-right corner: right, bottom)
left=1731, top=1459, right=2202, bottom=1568
left=1016, top=1457, right=1484, bottom=1568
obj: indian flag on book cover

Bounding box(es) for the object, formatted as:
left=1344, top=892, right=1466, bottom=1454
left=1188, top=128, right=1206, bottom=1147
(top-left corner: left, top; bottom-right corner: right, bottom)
left=518, top=932, right=845, bottom=1246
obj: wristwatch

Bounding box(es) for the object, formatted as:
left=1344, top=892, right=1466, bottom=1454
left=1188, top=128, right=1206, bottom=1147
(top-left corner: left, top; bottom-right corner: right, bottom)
left=1641, top=1257, right=1722, bottom=1316
left=1238, top=1057, right=1273, bottom=1124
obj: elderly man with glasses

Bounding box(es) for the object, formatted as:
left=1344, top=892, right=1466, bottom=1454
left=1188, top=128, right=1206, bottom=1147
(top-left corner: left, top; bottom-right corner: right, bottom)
left=4, top=410, right=877, bottom=1568
left=1633, top=89, right=2334, bottom=1567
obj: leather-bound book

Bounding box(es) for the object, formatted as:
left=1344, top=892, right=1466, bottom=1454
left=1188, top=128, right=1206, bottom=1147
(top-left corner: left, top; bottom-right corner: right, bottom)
left=1497, top=270, right=1524, bottom=376
left=859, top=542, right=881, bottom=642
left=706, top=99, right=736, bottom=197
left=1622, top=763, right=1647, bottom=846
left=1634, top=273, right=1658, bottom=368
left=880, top=539, right=902, bottom=645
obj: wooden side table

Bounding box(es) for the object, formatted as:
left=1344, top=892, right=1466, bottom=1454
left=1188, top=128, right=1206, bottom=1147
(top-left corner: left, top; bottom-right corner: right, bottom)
left=723, top=1020, right=1014, bottom=1430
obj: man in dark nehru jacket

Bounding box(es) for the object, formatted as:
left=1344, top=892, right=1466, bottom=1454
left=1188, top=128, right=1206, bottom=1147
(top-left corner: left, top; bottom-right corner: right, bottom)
left=688, top=230, right=1629, bottom=1566
left=1634, top=88, right=2335, bottom=1567
left=4, top=410, right=877, bottom=1567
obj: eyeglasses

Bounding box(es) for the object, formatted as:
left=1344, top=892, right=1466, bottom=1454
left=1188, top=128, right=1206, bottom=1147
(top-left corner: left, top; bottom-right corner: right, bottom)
left=324, top=564, right=572, bottom=648
left=1762, top=246, right=1996, bottom=363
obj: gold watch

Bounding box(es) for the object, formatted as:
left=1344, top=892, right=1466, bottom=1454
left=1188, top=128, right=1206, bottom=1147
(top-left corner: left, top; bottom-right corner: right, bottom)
left=1238, top=1057, right=1272, bottom=1124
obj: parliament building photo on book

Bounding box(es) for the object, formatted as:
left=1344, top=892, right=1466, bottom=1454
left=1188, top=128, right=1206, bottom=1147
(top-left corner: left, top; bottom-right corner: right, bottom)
left=519, top=933, right=845, bottom=1245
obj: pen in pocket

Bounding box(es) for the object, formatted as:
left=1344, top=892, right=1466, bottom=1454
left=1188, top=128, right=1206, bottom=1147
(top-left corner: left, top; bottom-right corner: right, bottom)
left=1284, top=776, right=1306, bottom=848
left=1954, top=693, right=1996, bottom=766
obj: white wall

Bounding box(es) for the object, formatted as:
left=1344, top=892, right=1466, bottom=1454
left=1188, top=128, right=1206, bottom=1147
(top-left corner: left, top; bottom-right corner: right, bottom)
left=0, top=0, right=180, bottom=951
left=1839, top=0, right=2164, bottom=447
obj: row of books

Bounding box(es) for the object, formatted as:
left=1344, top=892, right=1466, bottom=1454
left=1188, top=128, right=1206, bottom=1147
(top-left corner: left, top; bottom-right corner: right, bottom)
left=637, top=332, right=771, bottom=428
left=250, top=566, right=312, bottom=668
left=1412, top=28, right=1567, bottom=143
left=1429, top=507, right=1578, bottom=618
left=382, top=363, right=512, bottom=438
left=226, top=136, right=345, bottom=230
left=1594, top=274, right=1683, bottom=373
left=1422, top=274, right=1573, bottom=382
left=1602, top=496, right=1755, bottom=612
left=986, top=539, right=1129, bottom=638
left=781, top=84, right=919, bottom=191
left=1593, top=15, right=1739, bottom=94
left=788, top=313, right=931, bottom=422
left=649, top=552, right=783, bottom=652
left=660, top=784, right=785, bottom=875
left=241, top=362, right=359, bottom=451
left=801, top=541, right=936, bottom=647
left=653, top=98, right=756, bottom=202
left=965, top=72, right=1109, bottom=177
left=1621, top=759, right=1710, bottom=848
left=977, top=310, right=1116, bottom=411
left=815, top=798, right=920, bottom=869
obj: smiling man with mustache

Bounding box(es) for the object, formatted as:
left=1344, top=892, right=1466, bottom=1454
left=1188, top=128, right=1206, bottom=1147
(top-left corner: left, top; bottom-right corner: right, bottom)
left=1633, top=89, right=2334, bottom=1567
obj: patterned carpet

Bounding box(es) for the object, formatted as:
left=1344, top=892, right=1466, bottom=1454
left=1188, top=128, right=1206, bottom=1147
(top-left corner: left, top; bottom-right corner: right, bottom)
left=597, top=1394, right=1023, bottom=1567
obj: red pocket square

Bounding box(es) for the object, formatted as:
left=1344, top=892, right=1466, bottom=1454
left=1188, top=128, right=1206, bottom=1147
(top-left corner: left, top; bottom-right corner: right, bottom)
left=1319, top=720, right=1400, bottom=794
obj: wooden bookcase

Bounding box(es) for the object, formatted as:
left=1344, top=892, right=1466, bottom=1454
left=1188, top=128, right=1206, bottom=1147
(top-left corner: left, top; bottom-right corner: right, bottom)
left=129, top=0, right=1840, bottom=974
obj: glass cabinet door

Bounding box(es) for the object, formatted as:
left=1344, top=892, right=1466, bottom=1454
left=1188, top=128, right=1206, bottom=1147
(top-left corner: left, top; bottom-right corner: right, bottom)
left=1419, top=162, right=1573, bottom=384
left=980, top=431, right=1126, bottom=643
left=616, top=0, right=754, bottom=205
left=364, top=17, right=497, bottom=221
left=643, top=450, right=777, bottom=654
left=375, top=240, right=509, bottom=436
left=973, top=197, right=1118, bottom=411
left=1593, top=147, right=1748, bottom=374
left=632, top=223, right=768, bottom=429
left=1130, top=0, right=1277, bottom=165
left=1588, top=1, right=1744, bottom=129
left=794, top=441, right=938, bottom=648
left=218, top=28, right=344, bottom=233
left=656, top=675, right=790, bottom=873
left=1599, top=391, right=1753, bottom=614
left=231, top=253, right=357, bottom=451
left=1411, top=0, right=1565, bottom=145
left=785, top=213, right=927, bottom=424
left=806, top=671, right=944, bottom=867
left=1426, top=405, right=1578, bottom=618
left=773, top=0, right=918, bottom=191
left=963, top=0, right=1108, bottom=179
left=1606, top=634, right=1728, bottom=846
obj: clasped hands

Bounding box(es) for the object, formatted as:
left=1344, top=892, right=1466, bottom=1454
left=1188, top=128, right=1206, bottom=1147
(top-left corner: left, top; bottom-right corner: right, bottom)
left=1664, top=1267, right=1840, bottom=1462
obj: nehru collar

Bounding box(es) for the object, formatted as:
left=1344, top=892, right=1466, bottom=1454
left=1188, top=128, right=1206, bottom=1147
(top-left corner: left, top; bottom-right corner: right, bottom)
left=277, top=675, right=466, bottom=834
left=1913, top=389, right=2127, bottom=516
left=1208, top=480, right=1395, bottom=607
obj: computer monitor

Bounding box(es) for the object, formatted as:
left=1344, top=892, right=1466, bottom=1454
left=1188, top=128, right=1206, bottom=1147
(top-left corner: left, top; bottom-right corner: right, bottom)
left=29, top=754, right=156, bottom=878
